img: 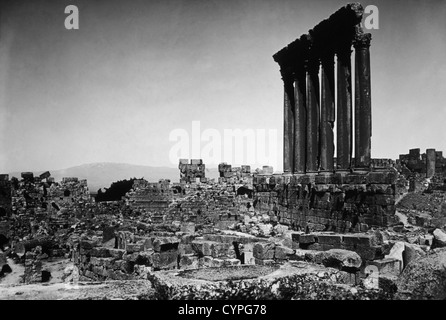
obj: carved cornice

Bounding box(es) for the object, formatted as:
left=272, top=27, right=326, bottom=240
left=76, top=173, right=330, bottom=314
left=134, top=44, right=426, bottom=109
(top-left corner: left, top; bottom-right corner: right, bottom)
left=273, top=3, right=366, bottom=77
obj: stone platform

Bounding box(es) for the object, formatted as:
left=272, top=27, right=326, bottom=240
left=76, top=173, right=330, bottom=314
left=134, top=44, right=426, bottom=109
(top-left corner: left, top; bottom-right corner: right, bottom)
left=253, top=170, right=402, bottom=232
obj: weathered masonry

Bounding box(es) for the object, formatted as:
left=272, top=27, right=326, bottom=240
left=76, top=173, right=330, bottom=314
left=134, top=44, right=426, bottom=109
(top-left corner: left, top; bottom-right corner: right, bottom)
left=274, top=3, right=372, bottom=173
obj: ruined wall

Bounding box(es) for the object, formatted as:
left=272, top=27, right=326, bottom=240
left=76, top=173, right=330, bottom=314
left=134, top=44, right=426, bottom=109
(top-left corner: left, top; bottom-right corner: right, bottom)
left=253, top=170, right=398, bottom=233
left=77, top=224, right=283, bottom=281
left=399, top=148, right=446, bottom=179
left=179, top=159, right=206, bottom=183
left=126, top=179, right=173, bottom=213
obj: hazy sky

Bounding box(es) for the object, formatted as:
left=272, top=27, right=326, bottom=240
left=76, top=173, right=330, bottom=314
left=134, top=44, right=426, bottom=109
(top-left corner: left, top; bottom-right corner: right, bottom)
left=0, top=0, right=445, bottom=172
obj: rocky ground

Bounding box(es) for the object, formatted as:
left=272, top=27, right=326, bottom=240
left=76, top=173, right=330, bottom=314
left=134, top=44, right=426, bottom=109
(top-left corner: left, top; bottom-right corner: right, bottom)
left=0, top=280, right=155, bottom=300
left=0, top=257, right=155, bottom=300
left=1, top=188, right=446, bottom=300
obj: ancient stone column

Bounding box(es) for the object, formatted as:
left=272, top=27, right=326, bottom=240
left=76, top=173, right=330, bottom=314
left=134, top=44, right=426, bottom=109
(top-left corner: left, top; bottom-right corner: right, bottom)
left=274, top=49, right=295, bottom=173
left=282, top=71, right=295, bottom=173
left=293, top=65, right=307, bottom=174
left=336, top=44, right=353, bottom=171
left=320, top=52, right=335, bottom=172
left=305, top=51, right=320, bottom=173
left=426, top=149, right=436, bottom=178
left=354, top=32, right=372, bottom=169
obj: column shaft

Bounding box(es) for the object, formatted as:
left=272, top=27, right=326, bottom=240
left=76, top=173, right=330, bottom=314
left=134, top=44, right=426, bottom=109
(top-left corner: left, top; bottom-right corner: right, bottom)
left=354, top=33, right=372, bottom=168
left=306, top=63, right=320, bottom=172
left=283, top=77, right=295, bottom=173
left=320, top=56, right=335, bottom=172
left=336, top=50, right=353, bottom=171
left=294, top=70, right=306, bottom=173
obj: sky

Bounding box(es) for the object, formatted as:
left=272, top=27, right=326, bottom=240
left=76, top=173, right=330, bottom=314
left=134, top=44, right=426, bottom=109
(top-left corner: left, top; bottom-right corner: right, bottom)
left=0, top=0, right=445, bottom=172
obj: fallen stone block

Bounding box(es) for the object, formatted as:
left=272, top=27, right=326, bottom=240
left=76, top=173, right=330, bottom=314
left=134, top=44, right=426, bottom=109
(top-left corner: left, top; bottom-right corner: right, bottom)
left=179, top=254, right=199, bottom=270
left=211, top=258, right=225, bottom=268
left=118, top=260, right=134, bottom=273
left=385, top=241, right=404, bottom=270
left=298, top=234, right=316, bottom=245
left=134, top=251, right=154, bottom=266
left=39, top=171, right=51, bottom=179
left=307, top=243, right=322, bottom=251
left=367, top=258, right=402, bottom=277
left=274, top=245, right=295, bottom=260
left=303, top=250, right=325, bottom=264
left=403, top=243, right=425, bottom=269
left=153, top=251, right=178, bottom=270
left=199, top=256, right=214, bottom=268
left=211, top=242, right=231, bottom=258
left=395, top=248, right=446, bottom=300
left=179, top=243, right=194, bottom=255
left=108, top=248, right=125, bottom=260
left=316, top=234, right=342, bottom=246
left=126, top=243, right=144, bottom=253
left=191, top=240, right=213, bottom=256
left=253, top=242, right=275, bottom=260
left=321, top=249, right=362, bottom=271
left=342, top=233, right=381, bottom=247
left=181, top=223, right=196, bottom=234
left=153, top=237, right=180, bottom=252
left=90, top=247, right=111, bottom=258
left=432, top=229, right=446, bottom=249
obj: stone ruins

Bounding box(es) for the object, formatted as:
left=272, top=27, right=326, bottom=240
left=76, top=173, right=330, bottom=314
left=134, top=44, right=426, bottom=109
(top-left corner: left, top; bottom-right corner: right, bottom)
left=0, top=3, right=446, bottom=300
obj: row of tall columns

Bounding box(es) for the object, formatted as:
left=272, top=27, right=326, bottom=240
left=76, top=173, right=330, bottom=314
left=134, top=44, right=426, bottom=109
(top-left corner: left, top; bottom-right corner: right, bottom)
left=277, top=33, right=372, bottom=174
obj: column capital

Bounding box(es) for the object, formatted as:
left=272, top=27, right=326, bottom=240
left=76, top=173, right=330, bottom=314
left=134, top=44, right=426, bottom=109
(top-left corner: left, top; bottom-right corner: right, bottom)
left=320, top=49, right=335, bottom=66
left=280, top=68, right=294, bottom=85
left=353, top=33, right=372, bottom=49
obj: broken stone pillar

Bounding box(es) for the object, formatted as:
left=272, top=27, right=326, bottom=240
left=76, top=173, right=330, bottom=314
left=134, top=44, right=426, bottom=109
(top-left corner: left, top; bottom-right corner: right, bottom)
left=354, top=31, right=372, bottom=169
left=426, top=149, right=436, bottom=178
left=336, top=42, right=353, bottom=171
left=305, top=37, right=320, bottom=173
left=320, top=52, right=335, bottom=172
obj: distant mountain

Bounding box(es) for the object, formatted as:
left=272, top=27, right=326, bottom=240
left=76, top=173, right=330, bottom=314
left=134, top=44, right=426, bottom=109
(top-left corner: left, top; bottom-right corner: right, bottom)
left=9, top=162, right=220, bottom=193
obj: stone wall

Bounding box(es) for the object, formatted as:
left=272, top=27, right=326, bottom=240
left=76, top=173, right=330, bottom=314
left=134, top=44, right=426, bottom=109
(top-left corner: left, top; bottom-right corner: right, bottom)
left=126, top=179, right=172, bottom=213
left=399, top=148, right=446, bottom=179
left=252, top=170, right=398, bottom=233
